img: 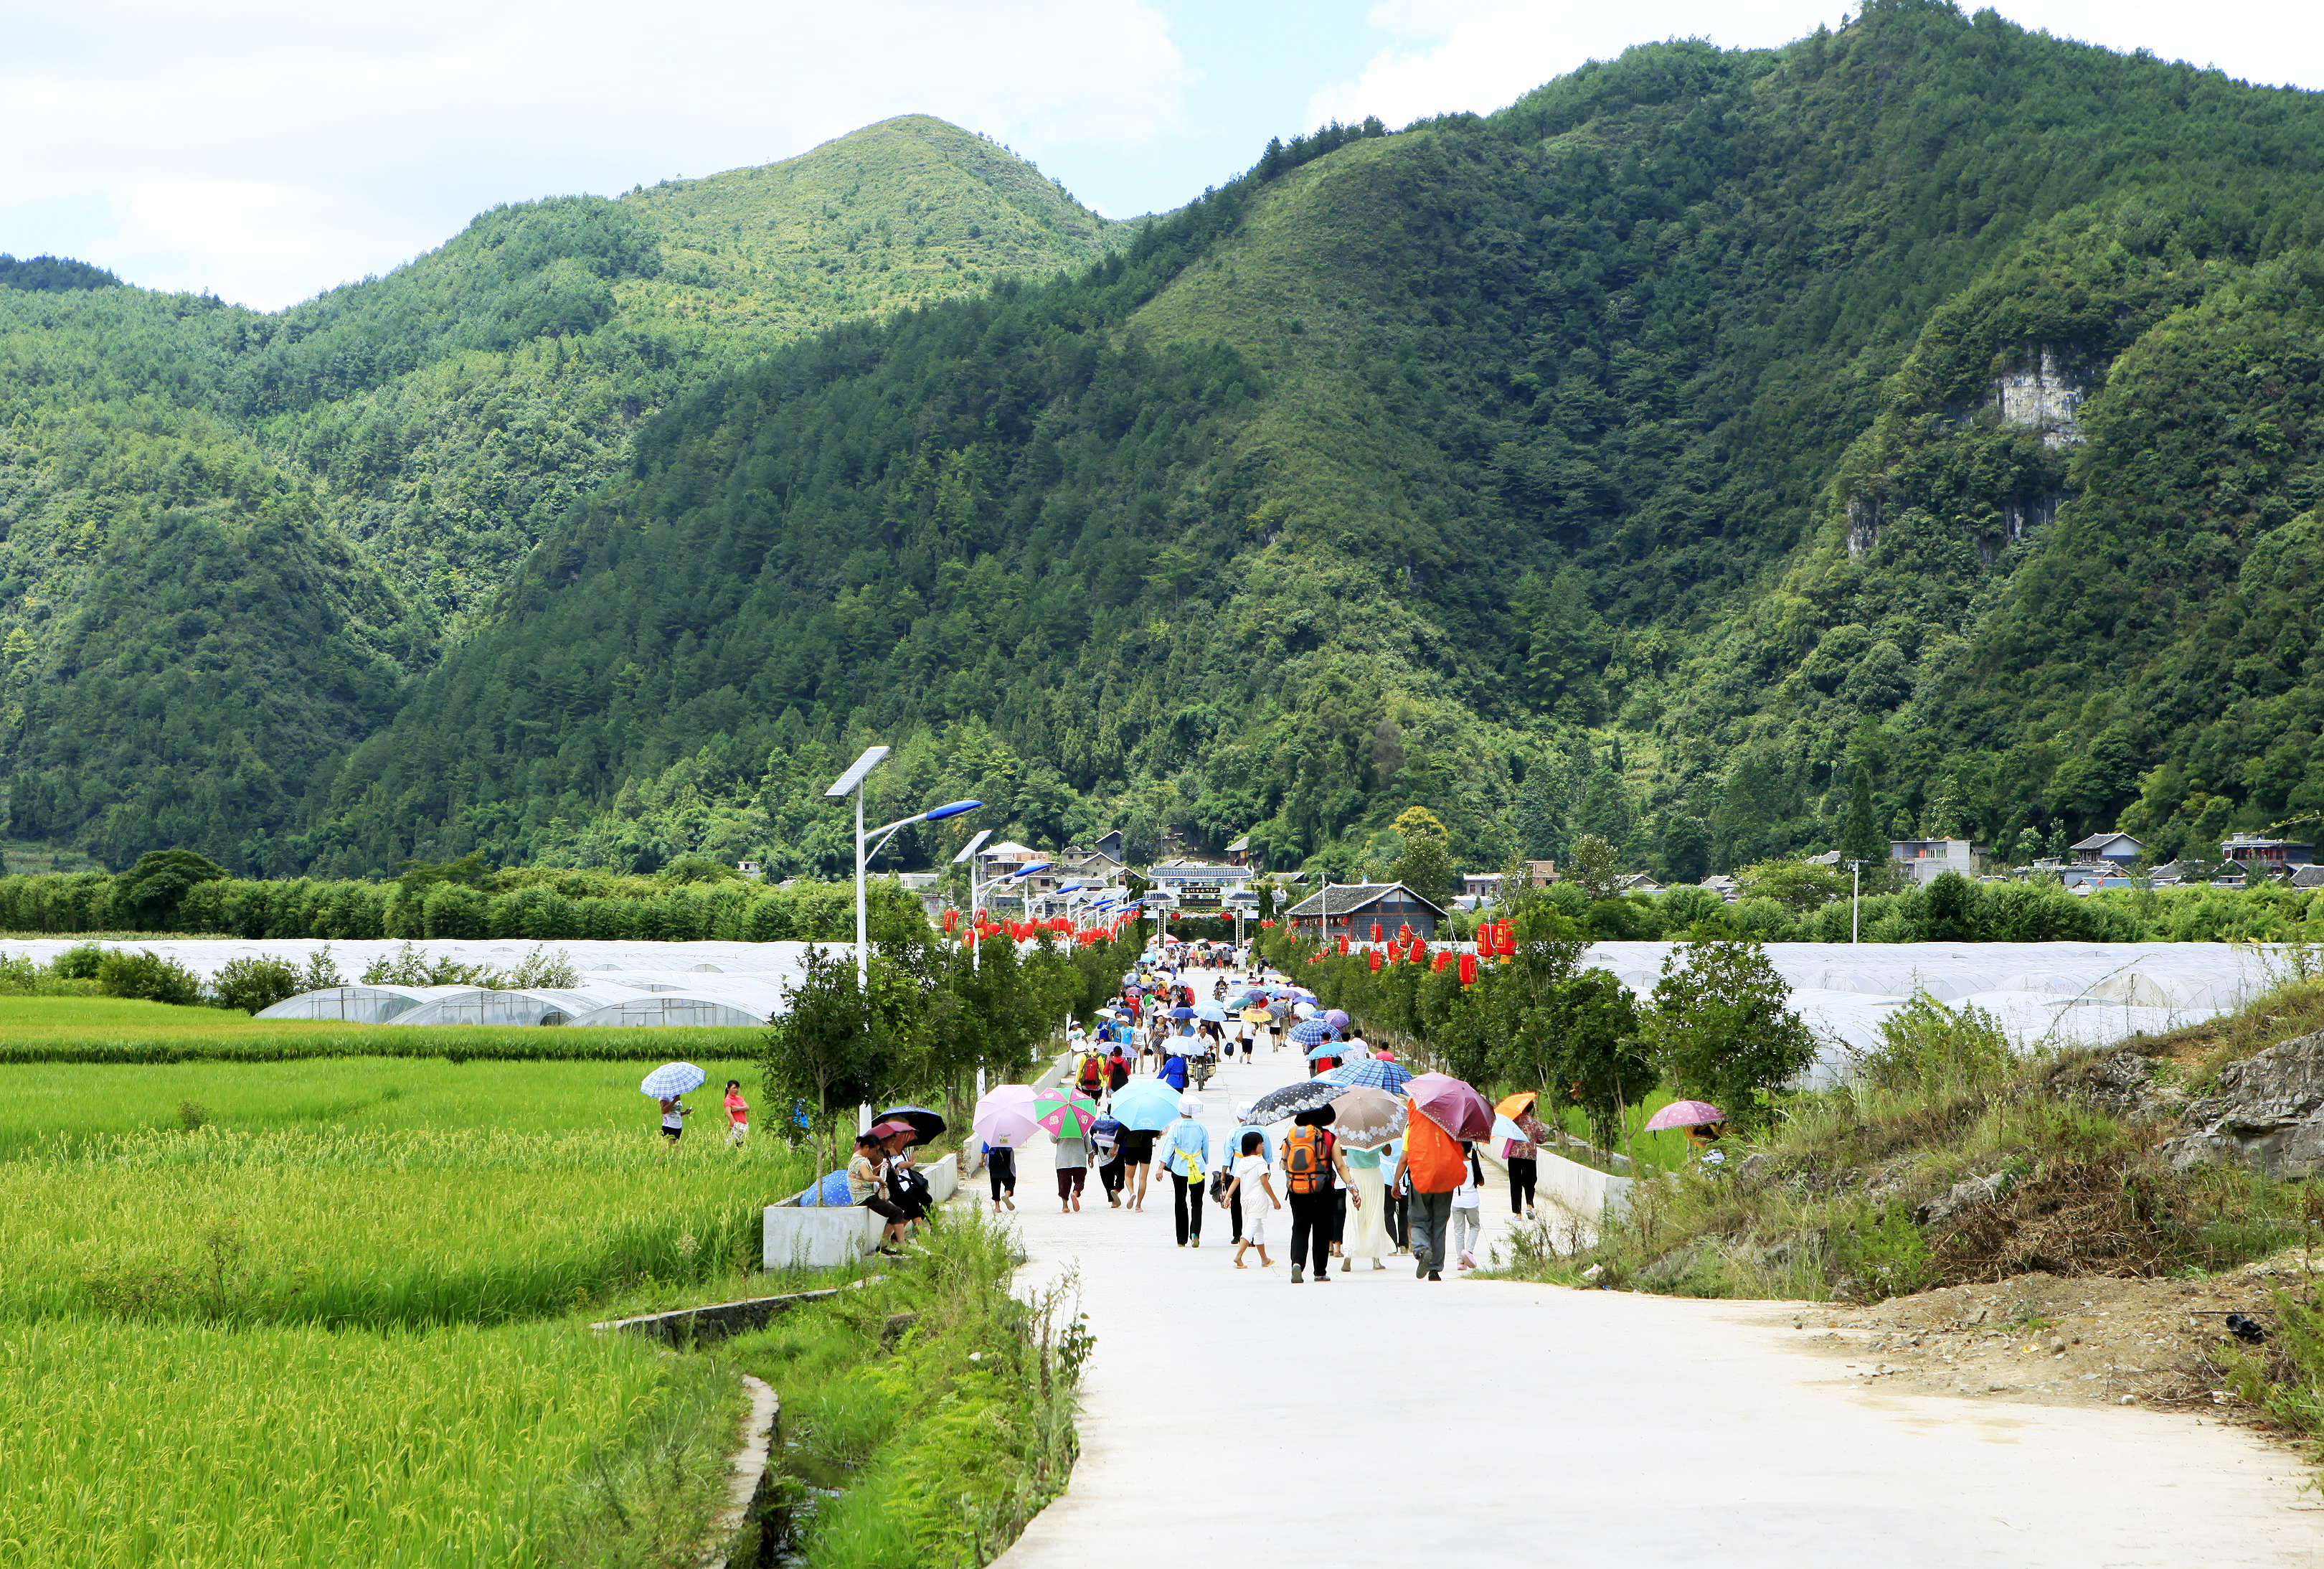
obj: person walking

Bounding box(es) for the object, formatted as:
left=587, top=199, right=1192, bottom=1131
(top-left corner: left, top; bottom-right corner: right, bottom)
left=1054, top=1126, right=1089, bottom=1213
left=1381, top=1138, right=1409, bottom=1254
left=847, top=1133, right=908, bottom=1256
left=1161, top=1096, right=1212, bottom=1248
left=1076, top=1050, right=1105, bottom=1101
left=1398, top=1099, right=1466, bottom=1281
left=1091, top=1114, right=1127, bottom=1207
left=657, top=1091, right=692, bottom=1144
left=722, top=1080, right=750, bottom=1146
left=1341, top=1140, right=1392, bottom=1271
left=1505, top=1108, right=1551, bottom=1217
left=1450, top=1147, right=1483, bottom=1271
left=1278, top=1116, right=1348, bottom=1284
left=1219, top=1104, right=1275, bottom=1243
left=979, top=1133, right=1018, bottom=1215
left=1158, top=1043, right=1190, bottom=1093
left=1119, top=1123, right=1157, bottom=1212
left=1226, top=1130, right=1277, bottom=1268
left=1106, top=1045, right=1131, bottom=1095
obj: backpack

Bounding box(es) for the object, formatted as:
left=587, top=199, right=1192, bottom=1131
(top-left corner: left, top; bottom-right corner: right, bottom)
left=1283, top=1126, right=1332, bottom=1193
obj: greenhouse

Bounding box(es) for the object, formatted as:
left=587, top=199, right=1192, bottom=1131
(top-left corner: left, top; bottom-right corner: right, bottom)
left=385, top=987, right=650, bottom=1027
left=567, top=992, right=773, bottom=1027
left=254, top=985, right=474, bottom=1023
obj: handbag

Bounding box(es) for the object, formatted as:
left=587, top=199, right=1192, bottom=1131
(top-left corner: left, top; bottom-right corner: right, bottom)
left=1207, top=1167, right=1232, bottom=1202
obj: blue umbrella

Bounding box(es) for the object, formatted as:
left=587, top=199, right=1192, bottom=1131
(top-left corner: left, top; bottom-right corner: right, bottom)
left=1110, top=1077, right=1184, bottom=1131
left=798, top=1169, right=854, bottom=1207
left=1287, top=1019, right=1336, bottom=1047
left=1321, top=1057, right=1414, bottom=1095
left=1168, top=1006, right=1196, bottom=1020
left=641, top=1062, right=706, bottom=1098
left=1306, top=1041, right=1346, bottom=1061
left=1194, top=1002, right=1229, bottom=1022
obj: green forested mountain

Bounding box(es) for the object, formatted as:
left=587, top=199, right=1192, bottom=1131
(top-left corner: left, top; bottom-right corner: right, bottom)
left=0, top=118, right=1129, bottom=868
left=9, top=2, right=2324, bottom=884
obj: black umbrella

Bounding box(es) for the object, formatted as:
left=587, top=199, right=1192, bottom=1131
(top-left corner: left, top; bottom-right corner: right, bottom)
left=874, top=1106, right=947, bottom=1146
left=1247, top=1080, right=1345, bottom=1123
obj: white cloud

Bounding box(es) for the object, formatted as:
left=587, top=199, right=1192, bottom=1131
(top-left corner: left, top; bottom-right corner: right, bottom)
left=1309, top=0, right=2323, bottom=133
left=0, top=1, right=1193, bottom=308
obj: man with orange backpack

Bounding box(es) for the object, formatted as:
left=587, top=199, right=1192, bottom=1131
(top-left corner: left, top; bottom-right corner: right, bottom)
left=1277, top=1115, right=1352, bottom=1284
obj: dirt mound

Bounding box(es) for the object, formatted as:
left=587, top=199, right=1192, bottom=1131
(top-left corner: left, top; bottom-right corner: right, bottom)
left=1763, top=1258, right=2323, bottom=1415
left=1927, top=1154, right=2174, bottom=1284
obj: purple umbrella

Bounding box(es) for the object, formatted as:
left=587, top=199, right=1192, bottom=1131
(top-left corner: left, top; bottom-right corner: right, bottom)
left=1404, top=1073, right=1495, bottom=1141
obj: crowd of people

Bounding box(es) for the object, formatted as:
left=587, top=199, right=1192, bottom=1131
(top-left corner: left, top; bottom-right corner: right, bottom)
left=969, top=938, right=1544, bottom=1283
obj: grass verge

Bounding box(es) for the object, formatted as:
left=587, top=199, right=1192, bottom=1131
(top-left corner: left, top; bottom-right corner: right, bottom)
left=719, top=1211, right=1088, bottom=1569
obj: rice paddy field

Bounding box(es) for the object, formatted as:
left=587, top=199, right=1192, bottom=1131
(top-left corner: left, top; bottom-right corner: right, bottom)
left=0, top=995, right=767, bottom=1064
left=0, top=996, right=818, bottom=1568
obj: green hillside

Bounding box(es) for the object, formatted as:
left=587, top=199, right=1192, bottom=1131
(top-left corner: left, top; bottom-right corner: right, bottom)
left=285, top=1, right=2324, bottom=885
left=0, top=118, right=1129, bottom=868
left=8, top=3, right=2324, bottom=884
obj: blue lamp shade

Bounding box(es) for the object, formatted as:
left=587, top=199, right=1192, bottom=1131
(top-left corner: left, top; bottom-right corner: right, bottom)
left=1011, top=861, right=1053, bottom=877
left=923, top=799, right=982, bottom=821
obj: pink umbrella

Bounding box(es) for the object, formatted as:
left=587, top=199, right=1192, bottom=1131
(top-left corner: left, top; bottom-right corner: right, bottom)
left=1404, top=1072, right=1494, bottom=1141
left=1645, top=1100, right=1727, bottom=1131
left=973, top=1085, right=1041, bottom=1148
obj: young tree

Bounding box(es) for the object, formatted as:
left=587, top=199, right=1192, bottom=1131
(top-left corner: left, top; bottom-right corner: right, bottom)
left=760, top=943, right=927, bottom=1179
left=1387, top=805, right=1455, bottom=903
left=1839, top=762, right=1886, bottom=867
left=1564, top=832, right=1622, bottom=901
left=1640, top=937, right=1818, bottom=1128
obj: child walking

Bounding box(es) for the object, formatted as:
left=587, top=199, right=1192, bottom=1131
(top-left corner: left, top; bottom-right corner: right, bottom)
left=1450, top=1146, right=1483, bottom=1271
left=1226, top=1131, right=1279, bottom=1270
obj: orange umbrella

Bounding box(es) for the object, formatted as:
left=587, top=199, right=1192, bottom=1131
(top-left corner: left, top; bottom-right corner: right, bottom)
left=1496, top=1090, right=1539, bottom=1119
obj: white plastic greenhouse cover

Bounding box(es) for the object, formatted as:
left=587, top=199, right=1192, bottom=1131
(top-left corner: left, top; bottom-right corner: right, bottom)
left=567, top=993, right=773, bottom=1027
left=253, top=985, right=471, bottom=1022
left=389, top=986, right=652, bottom=1027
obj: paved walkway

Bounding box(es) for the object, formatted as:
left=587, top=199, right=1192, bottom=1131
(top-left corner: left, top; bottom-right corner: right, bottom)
left=994, top=967, right=2324, bottom=1568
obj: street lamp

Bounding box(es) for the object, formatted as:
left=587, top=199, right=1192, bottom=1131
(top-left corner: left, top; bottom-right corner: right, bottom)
left=824, top=745, right=979, bottom=990
left=1843, top=858, right=1865, bottom=943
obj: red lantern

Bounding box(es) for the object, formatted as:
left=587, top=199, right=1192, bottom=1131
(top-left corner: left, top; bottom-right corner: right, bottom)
left=1411, top=941, right=1427, bottom=966
left=1336, top=935, right=1349, bottom=955
left=1370, top=923, right=1384, bottom=943
left=1496, top=923, right=1515, bottom=956
left=1368, top=950, right=1383, bottom=972
left=1459, top=953, right=1478, bottom=985
left=942, top=908, right=958, bottom=934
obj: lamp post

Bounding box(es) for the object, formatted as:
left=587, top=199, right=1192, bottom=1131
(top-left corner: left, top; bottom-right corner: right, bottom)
left=823, top=745, right=980, bottom=991
left=1844, top=858, right=1864, bottom=943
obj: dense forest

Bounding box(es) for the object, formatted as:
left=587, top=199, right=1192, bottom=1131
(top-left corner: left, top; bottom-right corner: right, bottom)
left=6, top=2, right=2324, bottom=885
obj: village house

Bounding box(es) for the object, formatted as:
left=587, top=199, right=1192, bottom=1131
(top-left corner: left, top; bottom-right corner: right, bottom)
left=1283, top=882, right=1450, bottom=941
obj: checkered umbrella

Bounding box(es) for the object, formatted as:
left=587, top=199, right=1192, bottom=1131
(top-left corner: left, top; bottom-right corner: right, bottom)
left=1320, top=1057, right=1414, bottom=1096
left=1287, top=1019, right=1336, bottom=1046
left=640, top=1062, right=705, bottom=1098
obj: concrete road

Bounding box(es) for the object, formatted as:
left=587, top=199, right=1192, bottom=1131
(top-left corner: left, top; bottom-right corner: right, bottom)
left=995, top=967, right=2324, bottom=1568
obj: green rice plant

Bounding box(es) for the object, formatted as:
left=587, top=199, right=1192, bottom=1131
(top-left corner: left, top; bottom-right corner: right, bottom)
left=0, top=1315, right=740, bottom=1569
left=0, top=1124, right=811, bottom=1327
left=0, top=994, right=767, bottom=1063
left=0, top=1055, right=772, bottom=1156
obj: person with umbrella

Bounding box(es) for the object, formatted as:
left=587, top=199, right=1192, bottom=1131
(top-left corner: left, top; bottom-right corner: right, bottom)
left=1496, top=1092, right=1556, bottom=1218
left=846, top=1131, right=909, bottom=1256
left=1394, top=1075, right=1494, bottom=1281
left=1160, top=1096, right=1213, bottom=1248
left=642, top=1063, right=704, bottom=1144
left=870, top=1121, right=932, bottom=1236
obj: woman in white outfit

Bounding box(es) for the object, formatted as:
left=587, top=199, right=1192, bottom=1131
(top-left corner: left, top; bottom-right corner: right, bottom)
left=1341, top=1140, right=1392, bottom=1270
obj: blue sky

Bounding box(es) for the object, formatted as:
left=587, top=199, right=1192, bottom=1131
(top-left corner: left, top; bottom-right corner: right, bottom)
left=2, top=0, right=2318, bottom=310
